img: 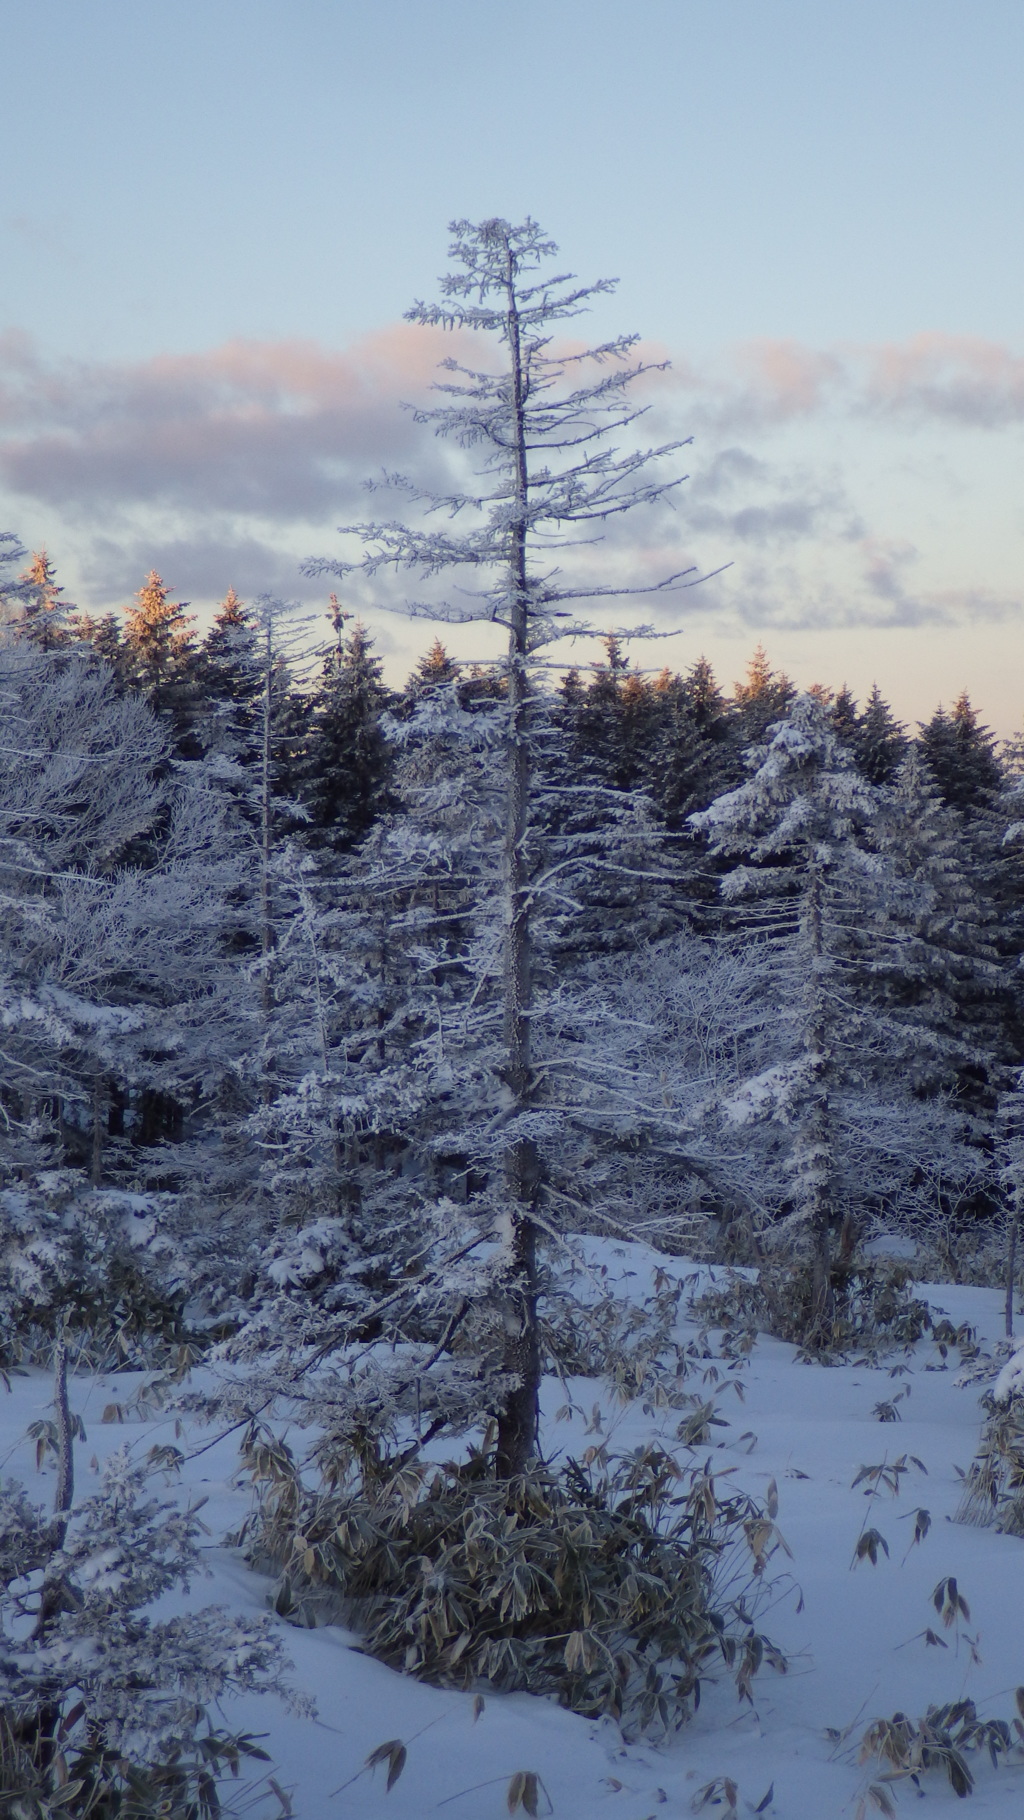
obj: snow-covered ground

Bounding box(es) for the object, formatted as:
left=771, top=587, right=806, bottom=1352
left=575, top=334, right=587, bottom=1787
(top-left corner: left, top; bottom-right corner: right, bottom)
left=6, top=1241, right=1024, bottom=1819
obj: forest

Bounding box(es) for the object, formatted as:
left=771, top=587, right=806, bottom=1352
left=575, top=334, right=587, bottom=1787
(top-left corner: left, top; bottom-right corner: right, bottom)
left=2, top=220, right=1024, bottom=1818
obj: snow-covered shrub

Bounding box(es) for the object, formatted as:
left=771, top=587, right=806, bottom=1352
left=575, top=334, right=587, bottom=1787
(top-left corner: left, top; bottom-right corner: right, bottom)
left=860, top=1700, right=1019, bottom=1800
left=691, top=1253, right=934, bottom=1354
left=241, top=1433, right=785, bottom=1739
left=0, top=1181, right=189, bottom=1367
left=956, top=1382, right=1024, bottom=1534
left=541, top=1259, right=711, bottom=1401
left=0, top=1449, right=303, bottom=1815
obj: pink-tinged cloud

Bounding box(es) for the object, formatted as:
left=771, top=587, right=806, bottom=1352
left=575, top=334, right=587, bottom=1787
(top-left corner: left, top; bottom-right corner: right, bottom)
left=661, top=333, right=1024, bottom=431
left=2, top=327, right=1022, bottom=534
left=859, top=332, right=1024, bottom=426
left=0, top=324, right=471, bottom=517
left=727, top=340, right=843, bottom=421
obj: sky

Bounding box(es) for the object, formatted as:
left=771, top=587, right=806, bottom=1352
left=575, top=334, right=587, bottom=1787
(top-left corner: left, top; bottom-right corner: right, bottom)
left=1, top=0, right=1022, bottom=728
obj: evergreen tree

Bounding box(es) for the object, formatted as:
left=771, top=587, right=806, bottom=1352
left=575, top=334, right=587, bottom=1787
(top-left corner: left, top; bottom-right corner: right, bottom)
left=105, top=571, right=203, bottom=754
left=195, top=590, right=311, bottom=822
left=0, top=631, right=257, bottom=1346
left=406, top=636, right=463, bottom=700
left=308, top=216, right=693, bottom=1474
left=17, top=549, right=72, bottom=648
left=830, top=683, right=859, bottom=745
left=731, top=643, right=795, bottom=743
left=853, top=682, right=908, bottom=785
left=0, top=533, right=33, bottom=627
left=686, top=654, right=730, bottom=739
left=122, top=569, right=195, bottom=680
left=558, top=636, right=670, bottom=796
left=920, top=691, right=1003, bottom=812
left=692, top=700, right=1000, bottom=1317
left=865, top=749, right=1006, bottom=1104
left=692, top=697, right=908, bottom=1338
left=646, top=660, right=736, bottom=826
left=299, top=612, right=395, bottom=854
left=70, top=609, right=124, bottom=668
left=199, top=587, right=261, bottom=721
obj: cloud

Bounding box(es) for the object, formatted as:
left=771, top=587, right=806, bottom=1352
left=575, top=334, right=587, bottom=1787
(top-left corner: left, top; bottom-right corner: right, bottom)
left=0, top=325, right=466, bottom=518
left=859, top=332, right=1024, bottom=427
left=708, top=340, right=842, bottom=428
left=644, top=332, right=1024, bottom=433
left=696, top=536, right=1024, bottom=638
left=79, top=531, right=317, bottom=605
left=2, top=326, right=1022, bottom=534
left=682, top=446, right=862, bottom=546
left=0, top=322, right=1020, bottom=643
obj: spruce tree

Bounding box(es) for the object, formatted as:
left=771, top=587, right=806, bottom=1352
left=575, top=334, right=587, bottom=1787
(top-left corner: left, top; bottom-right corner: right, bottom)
left=692, top=696, right=891, bottom=1339
left=559, top=636, right=665, bottom=794
left=299, top=613, right=395, bottom=854
left=17, top=549, right=72, bottom=648
left=118, top=571, right=202, bottom=753
left=854, top=683, right=908, bottom=785
left=647, top=659, right=737, bottom=826
left=406, top=636, right=463, bottom=700
left=200, top=586, right=260, bottom=710
left=830, top=683, right=858, bottom=745
left=920, top=691, right=1003, bottom=813
left=70, top=609, right=124, bottom=668
left=866, top=748, right=1005, bottom=1101
left=732, top=643, right=795, bottom=743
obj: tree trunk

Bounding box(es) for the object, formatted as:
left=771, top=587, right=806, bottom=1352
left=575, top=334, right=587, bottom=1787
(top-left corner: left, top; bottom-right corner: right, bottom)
left=801, top=866, right=835, bottom=1347
left=90, top=1072, right=104, bottom=1187
left=260, top=619, right=274, bottom=1029
left=30, top=1331, right=75, bottom=1766
left=1006, top=1184, right=1019, bottom=1340
left=51, top=1328, right=74, bottom=1545
left=495, top=242, right=541, bottom=1477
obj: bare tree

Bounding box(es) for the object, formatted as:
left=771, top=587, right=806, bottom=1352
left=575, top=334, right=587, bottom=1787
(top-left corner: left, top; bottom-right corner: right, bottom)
left=310, top=217, right=695, bottom=1473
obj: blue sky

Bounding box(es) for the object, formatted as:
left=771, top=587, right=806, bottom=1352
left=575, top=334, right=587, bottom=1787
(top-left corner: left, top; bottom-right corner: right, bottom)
left=2, top=0, right=1022, bottom=725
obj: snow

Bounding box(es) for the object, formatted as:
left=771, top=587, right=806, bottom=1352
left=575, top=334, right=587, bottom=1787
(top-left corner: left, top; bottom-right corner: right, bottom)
left=6, top=1238, right=1024, bottom=1817
left=991, top=1339, right=1024, bottom=1405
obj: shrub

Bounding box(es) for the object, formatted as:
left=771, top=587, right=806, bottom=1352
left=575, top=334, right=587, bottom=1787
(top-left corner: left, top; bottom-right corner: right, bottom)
left=956, top=1391, right=1024, bottom=1534
left=691, top=1255, right=933, bottom=1354
left=0, top=1710, right=280, bottom=1820
left=860, top=1699, right=1020, bottom=1801
left=242, top=1431, right=787, bottom=1739
left=0, top=1450, right=303, bottom=1818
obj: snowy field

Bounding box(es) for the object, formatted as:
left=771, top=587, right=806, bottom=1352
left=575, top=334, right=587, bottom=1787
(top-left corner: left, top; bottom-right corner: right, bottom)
left=6, top=1240, right=1024, bottom=1820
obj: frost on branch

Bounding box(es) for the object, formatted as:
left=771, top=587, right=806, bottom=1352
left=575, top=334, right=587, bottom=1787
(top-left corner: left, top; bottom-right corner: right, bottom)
left=0, top=1447, right=305, bottom=1803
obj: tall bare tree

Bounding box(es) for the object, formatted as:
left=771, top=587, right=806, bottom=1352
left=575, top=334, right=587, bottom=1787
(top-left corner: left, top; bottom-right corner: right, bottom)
left=311, top=217, right=695, bottom=1472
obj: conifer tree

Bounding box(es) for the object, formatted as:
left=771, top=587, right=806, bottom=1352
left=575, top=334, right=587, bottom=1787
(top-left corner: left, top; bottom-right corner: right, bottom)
left=406, top=636, right=463, bottom=700
left=118, top=571, right=201, bottom=753
left=920, top=691, right=1003, bottom=812
left=0, top=533, right=34, bottom=627
left=686, top=655, right=730, bottom=738
left=830, top=683, right=858, bottom=744
left=853, top=683, right=908, bottom=785
left=200, top=586, right=260, bottom=714
left=298, top=610, right=395, bottom=854
left=17, top=549, right=72, bottom=648
left=692, top=700, right=1000, bottom=1310
left=692, top=696, right=890, bottom=1339
left=559, top=636, right=666, bottom=794
left=70, top=609, right=124, bottom=668
left=732, top=644, right=795, bottom=743
left=310, top=216, right=693, bottom=1473
left=645, top=659, right=736, bottom=827
left=0, top=630, right=258, bottom=1343
left=865, top=748, right=1006, bottom=1103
